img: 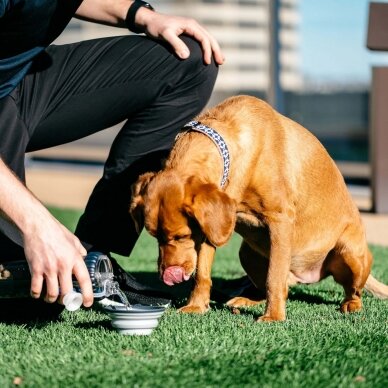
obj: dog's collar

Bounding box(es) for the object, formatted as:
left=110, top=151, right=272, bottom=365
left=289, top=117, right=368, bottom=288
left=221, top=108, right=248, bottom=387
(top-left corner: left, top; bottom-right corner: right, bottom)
left=180, top=120, right=230, bottom=188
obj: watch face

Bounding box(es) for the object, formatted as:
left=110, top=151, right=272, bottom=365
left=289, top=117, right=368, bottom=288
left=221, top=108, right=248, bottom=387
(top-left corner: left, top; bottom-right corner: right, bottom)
left=142, top=2, right=154, bottom=11
left=137, top=0, right=155, bottom=11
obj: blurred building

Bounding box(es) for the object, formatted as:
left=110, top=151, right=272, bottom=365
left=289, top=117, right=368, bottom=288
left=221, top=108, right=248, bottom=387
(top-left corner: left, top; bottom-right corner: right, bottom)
left=51, top=1, right=369, bottom=162
left=56, top=0, right=302, bottom=102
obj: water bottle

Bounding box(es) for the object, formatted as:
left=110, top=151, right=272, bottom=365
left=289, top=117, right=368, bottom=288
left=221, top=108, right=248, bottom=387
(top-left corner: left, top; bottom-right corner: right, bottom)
left=72, top=251, right=128, bottom=306
left=0, top=252, right=126, bottom=311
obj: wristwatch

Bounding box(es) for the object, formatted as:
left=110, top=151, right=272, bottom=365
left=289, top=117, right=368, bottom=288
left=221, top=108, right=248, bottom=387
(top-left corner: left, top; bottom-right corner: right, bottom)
left=125, top=0, right=155, bottom=34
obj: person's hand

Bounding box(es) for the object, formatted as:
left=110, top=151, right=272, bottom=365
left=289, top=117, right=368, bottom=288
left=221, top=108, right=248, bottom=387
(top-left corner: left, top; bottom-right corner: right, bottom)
left=23, top=214, right=94, bottom=307
left=0, top=158, right=93, bottom=307
left=136, top=9, right=224, bottom=65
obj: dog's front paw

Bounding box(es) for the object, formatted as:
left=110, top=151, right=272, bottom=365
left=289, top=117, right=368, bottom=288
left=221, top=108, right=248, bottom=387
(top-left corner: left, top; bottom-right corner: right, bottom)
left=257, top=313, right=286, bottom=323
left=340, top=299, right=362, bottom=313
left=178, top=304, right=209, bottom=314
left=226, top=296, right=265, bottom=308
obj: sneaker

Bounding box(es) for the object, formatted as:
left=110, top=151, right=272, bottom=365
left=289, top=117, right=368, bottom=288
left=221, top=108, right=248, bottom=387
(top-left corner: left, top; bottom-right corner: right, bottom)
left=210, top=275, right=261, bottom=303
left=112, top=289, right=171, bottom=307
left=109, top=256, right=172, bottom=307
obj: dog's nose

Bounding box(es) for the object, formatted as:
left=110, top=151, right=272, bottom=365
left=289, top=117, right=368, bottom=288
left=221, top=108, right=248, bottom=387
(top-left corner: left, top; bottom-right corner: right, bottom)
left=162, top=266, right=190, bottom=286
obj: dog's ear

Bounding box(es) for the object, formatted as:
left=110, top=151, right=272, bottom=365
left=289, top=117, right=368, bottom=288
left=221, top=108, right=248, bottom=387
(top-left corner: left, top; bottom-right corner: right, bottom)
left=183, top=176, right=236, bottom=247
left=130, top=172, right=156, bottom=234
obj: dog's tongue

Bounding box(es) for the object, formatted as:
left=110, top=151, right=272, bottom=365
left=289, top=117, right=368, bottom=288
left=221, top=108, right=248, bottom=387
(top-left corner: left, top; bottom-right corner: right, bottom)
left=163, top=266, right=189, bottom=286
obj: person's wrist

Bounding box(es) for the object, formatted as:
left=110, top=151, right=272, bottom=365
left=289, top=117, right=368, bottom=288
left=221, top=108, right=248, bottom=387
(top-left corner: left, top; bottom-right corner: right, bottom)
left=18, top=203, right=53, bottom=237
left=125, top=1, right=155, bottom=33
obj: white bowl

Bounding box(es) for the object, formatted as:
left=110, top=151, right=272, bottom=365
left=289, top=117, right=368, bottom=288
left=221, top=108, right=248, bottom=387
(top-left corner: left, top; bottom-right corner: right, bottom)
left=103, top=304, right=166, bottom=336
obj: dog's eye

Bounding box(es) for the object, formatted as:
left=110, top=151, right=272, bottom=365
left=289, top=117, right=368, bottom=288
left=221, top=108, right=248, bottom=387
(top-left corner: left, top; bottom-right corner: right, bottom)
left=174, top=235, right=190, bottom=241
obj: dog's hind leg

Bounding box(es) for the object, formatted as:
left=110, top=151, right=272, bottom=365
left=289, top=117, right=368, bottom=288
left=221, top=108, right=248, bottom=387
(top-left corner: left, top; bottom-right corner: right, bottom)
left=226, top=241, right=268, bottom=307
left=326, top=233, right=372, bottom=313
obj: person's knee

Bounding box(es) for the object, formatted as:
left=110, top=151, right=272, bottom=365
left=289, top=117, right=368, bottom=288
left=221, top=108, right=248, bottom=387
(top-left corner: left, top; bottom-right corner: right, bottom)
left=180, top=35, right=219, bottom=83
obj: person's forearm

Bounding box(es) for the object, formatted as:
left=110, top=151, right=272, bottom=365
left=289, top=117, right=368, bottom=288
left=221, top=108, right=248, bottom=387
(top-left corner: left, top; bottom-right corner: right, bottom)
left=0, top=158, right=51, bottom=239
left=75, top=0, right=140, bottom=27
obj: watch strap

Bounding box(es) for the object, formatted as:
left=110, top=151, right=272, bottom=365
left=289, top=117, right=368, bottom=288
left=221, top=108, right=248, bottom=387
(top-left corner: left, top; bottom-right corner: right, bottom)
left=125, top=0, right=155, bottom=34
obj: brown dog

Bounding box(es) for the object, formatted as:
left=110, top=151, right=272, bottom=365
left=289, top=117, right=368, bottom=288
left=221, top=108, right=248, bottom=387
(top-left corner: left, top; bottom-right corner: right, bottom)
left=130, top=95, right=388, bottom=322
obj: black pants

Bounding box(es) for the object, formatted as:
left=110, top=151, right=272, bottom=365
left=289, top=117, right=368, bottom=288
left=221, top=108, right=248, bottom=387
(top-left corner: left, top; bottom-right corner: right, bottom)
left=0, top=35, right=218, bottom=259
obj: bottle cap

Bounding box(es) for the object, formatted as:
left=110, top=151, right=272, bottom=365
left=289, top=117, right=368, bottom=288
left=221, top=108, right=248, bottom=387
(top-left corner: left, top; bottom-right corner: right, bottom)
left=63, top=290, right=83, bottom=312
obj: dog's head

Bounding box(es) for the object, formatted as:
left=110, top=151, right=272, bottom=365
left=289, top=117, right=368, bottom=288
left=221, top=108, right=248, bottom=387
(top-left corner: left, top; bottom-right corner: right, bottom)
left=130, top=171, right=236, bottom=286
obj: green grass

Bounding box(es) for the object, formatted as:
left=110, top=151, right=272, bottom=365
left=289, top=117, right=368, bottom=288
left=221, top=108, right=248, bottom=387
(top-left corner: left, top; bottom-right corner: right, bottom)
left=0, top=207, right=387, bottom=388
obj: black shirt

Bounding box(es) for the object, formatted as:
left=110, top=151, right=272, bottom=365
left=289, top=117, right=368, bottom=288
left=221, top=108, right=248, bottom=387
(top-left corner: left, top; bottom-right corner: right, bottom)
left=0, top=0, right=83, bottom=98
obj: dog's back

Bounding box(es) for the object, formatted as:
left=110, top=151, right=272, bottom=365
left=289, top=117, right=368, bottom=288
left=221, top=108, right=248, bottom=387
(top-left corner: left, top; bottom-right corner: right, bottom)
left=187, top=96, right=364, bottom=251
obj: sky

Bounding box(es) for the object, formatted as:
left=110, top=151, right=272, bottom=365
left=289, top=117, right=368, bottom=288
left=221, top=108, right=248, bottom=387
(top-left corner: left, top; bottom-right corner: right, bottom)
left=300, top=0, right=388, bottom=84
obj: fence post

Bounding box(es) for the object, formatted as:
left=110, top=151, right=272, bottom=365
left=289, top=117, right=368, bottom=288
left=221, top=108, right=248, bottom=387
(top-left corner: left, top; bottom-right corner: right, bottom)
left=370, top=68, right=388, bottom=213
left=367, top=2, right=388, bottom=213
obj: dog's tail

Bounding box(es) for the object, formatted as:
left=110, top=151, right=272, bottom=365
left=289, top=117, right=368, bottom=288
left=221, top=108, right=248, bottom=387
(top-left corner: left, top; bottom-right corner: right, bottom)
left=364, top=275, right=388, bottom=299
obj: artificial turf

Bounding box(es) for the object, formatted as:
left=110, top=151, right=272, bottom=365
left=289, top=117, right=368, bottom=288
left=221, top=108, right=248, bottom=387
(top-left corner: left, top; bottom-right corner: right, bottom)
left=0, top=207, right=387, bottom=388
